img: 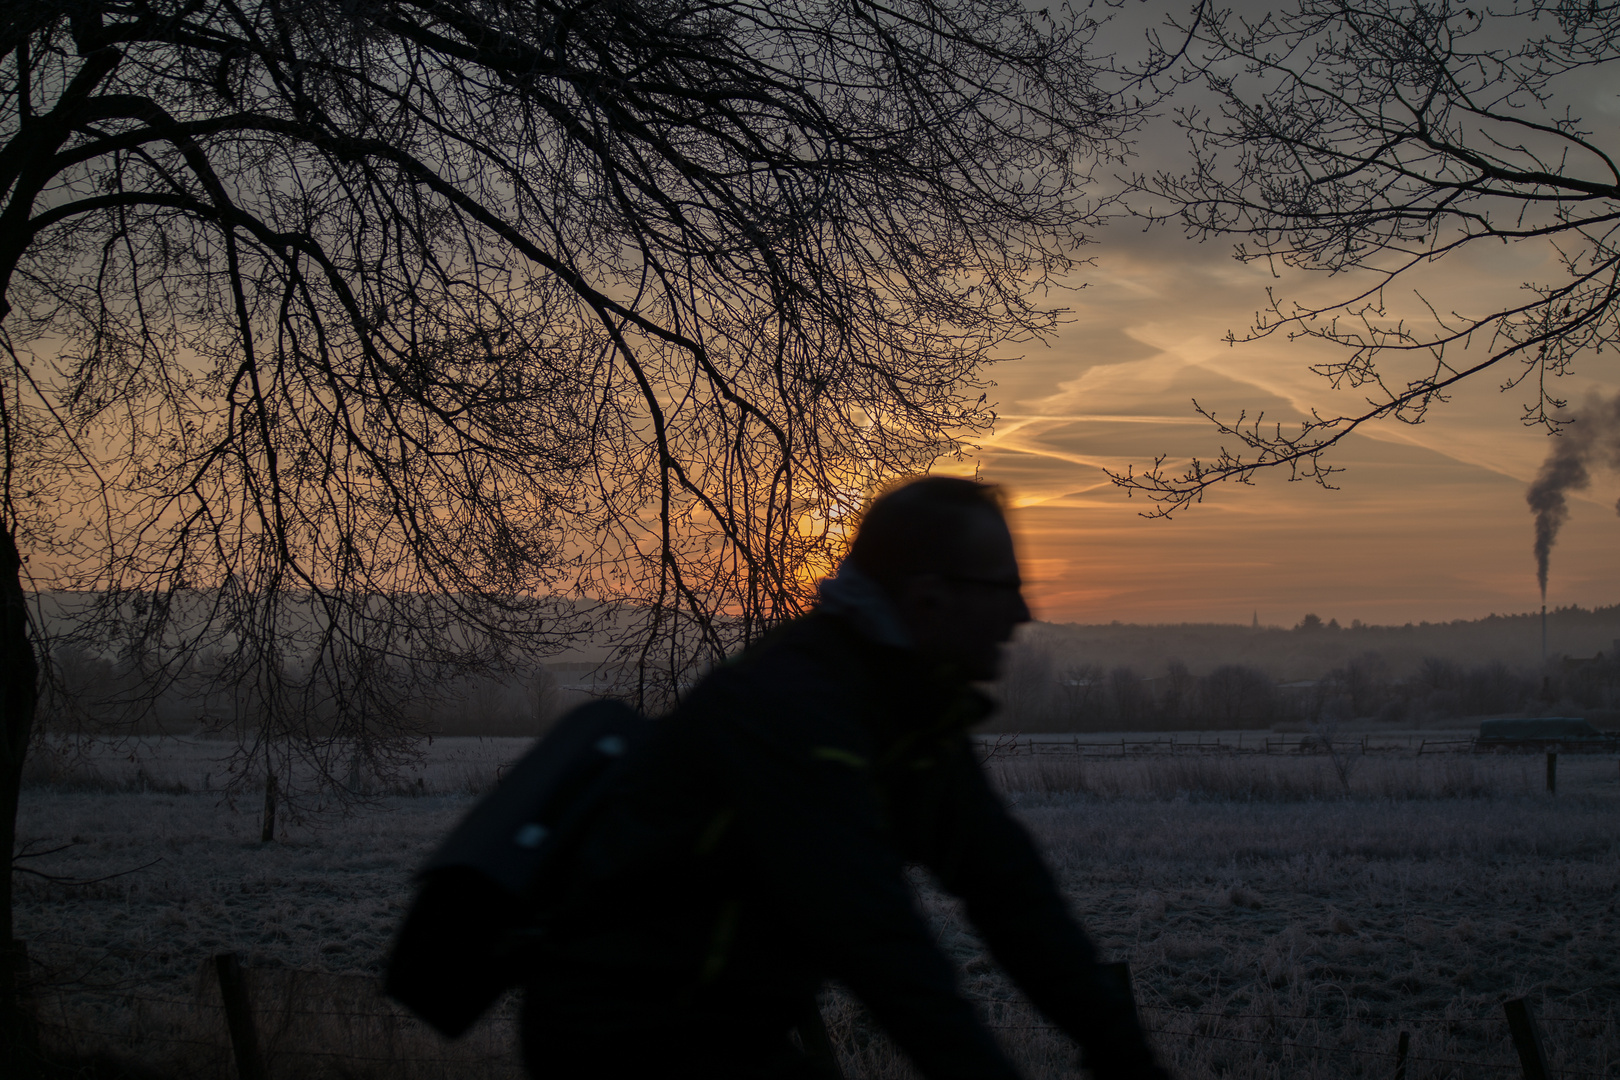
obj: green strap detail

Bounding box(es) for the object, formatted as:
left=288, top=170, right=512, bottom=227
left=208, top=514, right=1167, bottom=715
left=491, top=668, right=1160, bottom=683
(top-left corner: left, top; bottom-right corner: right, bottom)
left=699, top=898, right=743, bottom=984
left=694, top=808, right=735, bottom=855
left=811, top=745, right=871, bottom=769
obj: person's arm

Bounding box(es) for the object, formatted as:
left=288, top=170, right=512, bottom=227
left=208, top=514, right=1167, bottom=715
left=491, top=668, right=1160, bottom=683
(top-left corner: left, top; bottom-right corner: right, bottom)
left=931, top=747, right=1169, bottom=1080
left=699, top=670, right=1021, bottom=1080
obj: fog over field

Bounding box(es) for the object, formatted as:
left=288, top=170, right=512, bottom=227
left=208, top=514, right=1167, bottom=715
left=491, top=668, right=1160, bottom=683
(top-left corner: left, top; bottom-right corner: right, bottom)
left=39, top=604, right=1620, bottom=743
left=12, top=737, right=1620, bottom=1079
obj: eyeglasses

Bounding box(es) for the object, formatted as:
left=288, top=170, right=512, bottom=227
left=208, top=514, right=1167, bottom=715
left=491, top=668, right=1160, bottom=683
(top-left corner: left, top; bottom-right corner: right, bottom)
left=938, top=573, right=1024, bottom=593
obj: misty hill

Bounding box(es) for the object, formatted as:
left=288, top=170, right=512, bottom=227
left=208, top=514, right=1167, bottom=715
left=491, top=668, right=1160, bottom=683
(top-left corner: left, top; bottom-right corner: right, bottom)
left=32, top=589, right=1620, bottom=737
left=986, top=604, right=1620, bottom=734
left=1019, top=604, right=1620, bottom=681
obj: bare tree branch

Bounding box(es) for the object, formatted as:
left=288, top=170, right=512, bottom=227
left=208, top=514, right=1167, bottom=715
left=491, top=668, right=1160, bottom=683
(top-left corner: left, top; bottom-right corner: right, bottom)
left=1115, top=0, right=1619, bottom=512
left=0, top=0, right=1141, bottom=932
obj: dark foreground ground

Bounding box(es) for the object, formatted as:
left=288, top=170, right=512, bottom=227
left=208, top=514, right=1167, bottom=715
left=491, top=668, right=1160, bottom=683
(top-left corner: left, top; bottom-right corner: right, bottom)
left=12, top=738, right=1619, bottom=1078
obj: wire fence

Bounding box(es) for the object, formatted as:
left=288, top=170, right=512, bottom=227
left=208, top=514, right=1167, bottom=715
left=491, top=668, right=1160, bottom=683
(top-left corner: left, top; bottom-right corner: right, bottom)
left=12, top=940, right=1616, bottom=1080
left=971, top=733, right=1620, bottom=759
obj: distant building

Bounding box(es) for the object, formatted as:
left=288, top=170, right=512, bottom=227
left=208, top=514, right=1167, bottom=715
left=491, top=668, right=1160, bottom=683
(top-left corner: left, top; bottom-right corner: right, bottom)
left=1560, top=650, right=1609, bottom=676
left=1477, top=717, right=1610, bottom=749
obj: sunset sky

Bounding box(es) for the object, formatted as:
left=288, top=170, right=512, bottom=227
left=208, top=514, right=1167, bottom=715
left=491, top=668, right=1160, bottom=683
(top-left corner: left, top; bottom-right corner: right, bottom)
left=968, top=233, right=1620, bottom=627
left=954, top=12, right=1620, bottom=628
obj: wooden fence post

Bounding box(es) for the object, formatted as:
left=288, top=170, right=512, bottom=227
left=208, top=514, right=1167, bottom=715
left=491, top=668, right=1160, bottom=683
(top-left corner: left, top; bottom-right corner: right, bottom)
left=214, top=953, right=267, bottom=1080
left=1503, top=998, right=1550, bottom=1080
left=1, top=939, right=38, bottom=1064
left=1393, top=1029, right=1409, bottom=1080
left=1545, top=752, right=1557, bottom=795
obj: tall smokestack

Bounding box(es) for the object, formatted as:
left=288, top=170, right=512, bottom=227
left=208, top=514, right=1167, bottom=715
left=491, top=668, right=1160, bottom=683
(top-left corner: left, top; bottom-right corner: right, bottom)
left=1525, top=391, right=1620, bottom=640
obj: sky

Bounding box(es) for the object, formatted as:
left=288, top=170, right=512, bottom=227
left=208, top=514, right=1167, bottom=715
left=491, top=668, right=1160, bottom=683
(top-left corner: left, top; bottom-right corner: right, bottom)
left=950, top=5, right=1620, bottom=628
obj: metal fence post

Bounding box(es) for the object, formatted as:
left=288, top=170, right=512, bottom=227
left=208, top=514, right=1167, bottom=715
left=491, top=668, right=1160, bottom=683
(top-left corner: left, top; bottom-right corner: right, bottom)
left=1504, top=998, right=1550, bottom=1080
left=214, top=953, right=267, bottom=1080
left=1545, top=752, right=1557, bottom=795
left=1394, top=1029, right=1410, bottom=1080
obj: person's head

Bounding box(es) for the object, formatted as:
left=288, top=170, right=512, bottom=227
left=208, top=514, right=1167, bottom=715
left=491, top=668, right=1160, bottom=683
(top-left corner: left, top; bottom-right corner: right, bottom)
left=846, top=477, right=1031, bottom=679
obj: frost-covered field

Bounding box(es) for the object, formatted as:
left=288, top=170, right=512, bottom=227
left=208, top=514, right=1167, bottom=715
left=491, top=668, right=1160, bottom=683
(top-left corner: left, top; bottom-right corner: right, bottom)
left=13, top=736, right=1620, bottom=1078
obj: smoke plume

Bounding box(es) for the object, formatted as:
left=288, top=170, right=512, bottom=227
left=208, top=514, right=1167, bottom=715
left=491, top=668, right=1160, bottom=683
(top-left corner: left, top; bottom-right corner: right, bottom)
left=1526, top=392, right=1620, bottom=599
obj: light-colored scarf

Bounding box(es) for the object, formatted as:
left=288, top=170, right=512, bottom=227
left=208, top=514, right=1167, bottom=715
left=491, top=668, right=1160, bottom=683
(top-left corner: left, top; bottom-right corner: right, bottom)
left=814, top=562, right=914, bottom=650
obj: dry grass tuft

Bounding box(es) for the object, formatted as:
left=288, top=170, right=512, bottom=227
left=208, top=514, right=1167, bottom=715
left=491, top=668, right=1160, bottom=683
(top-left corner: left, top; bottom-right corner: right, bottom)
left=30, top=961, right=523, bottom=1079
left=1324, top=909, right=1356, bottom=936
left=1224, top=885, right=1264, bottom=910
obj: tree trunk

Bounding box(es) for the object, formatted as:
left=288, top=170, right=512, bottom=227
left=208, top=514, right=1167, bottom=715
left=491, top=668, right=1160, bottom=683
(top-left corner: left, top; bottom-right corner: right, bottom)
left=0, top=522, right=39, bottom=1056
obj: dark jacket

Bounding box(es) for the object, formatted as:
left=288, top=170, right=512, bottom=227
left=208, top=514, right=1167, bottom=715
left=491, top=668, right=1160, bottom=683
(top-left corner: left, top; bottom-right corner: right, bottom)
left=523, top=612, right=1164, bottom=1080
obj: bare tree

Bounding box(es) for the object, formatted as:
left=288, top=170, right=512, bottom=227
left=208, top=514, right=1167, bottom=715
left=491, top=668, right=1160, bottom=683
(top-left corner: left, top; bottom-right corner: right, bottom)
left=1341, top=651, right=1391, bottom=717
left=1157, top=657, right=1196, bottom=725
left=1106, top=664, right=1151, bottom=729
left=1308, top=717, right=1363, bottom=792
left=998, top=640, right=1057, bottom=730
left=1113, top=0, right=1619, bottom=511
left=0, top=0, right=1139, bottom=959
left=1056, top=662, right=1106, bottom=729
left=1199, top=663, right=1276, bottom=727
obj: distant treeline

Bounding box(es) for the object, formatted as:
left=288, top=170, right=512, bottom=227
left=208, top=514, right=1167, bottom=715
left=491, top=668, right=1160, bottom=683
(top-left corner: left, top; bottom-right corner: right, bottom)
left=36, top=604, right=1620, bottom=737
left=1022, top=604, right=1620, bottom=684
left=988, top=647, right=1620, bottom=733
left=36, top=647, right=577, bottom=739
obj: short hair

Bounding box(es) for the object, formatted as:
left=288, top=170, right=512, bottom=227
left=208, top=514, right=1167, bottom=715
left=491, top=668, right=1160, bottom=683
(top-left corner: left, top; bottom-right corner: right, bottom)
left=845, top=477, right=1008, bottom=594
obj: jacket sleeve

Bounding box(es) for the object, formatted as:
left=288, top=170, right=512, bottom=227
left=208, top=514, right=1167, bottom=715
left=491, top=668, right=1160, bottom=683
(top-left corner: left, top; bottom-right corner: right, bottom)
left=930, top=750, right=1168, bottom=1080
left=699, top=671, right=1022, bottom=1080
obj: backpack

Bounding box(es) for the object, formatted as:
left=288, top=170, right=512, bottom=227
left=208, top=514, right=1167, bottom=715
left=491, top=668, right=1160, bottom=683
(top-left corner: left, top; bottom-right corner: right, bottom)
left=384, top=698, right=650, bottom=1037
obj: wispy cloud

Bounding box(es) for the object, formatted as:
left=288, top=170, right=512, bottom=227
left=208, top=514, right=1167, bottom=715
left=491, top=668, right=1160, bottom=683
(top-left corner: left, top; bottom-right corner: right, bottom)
left=964, top=217, right=1620, bottom=624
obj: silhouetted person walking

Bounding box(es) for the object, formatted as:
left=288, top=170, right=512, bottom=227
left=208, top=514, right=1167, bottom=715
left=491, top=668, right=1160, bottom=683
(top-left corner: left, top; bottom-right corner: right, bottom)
left=523, top=478, right=1169, bottom=1080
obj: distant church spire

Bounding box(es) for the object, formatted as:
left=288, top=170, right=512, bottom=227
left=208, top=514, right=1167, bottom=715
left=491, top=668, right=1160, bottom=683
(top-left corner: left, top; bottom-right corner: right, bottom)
left=1252, top=610, right=1259, bottom=629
